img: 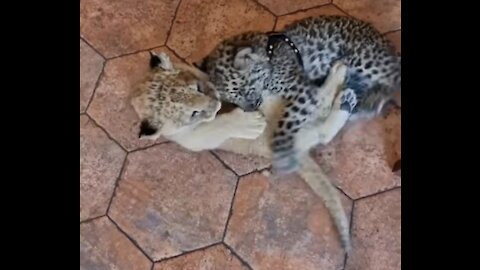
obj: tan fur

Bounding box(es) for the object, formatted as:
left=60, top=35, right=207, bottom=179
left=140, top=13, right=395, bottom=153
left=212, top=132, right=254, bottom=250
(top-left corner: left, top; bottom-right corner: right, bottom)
left=130, top=52, right=351, bottom=252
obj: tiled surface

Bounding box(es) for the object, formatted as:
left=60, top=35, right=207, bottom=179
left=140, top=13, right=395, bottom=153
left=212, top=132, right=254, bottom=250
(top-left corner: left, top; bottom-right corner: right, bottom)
left=87, top=48, right=176, bottom=151
left=80, top=217, right=152, bottom=270
left=80, top=0, right=180, bottom=58
left=80, top=0, right=401, bottom=269
left=345, top=189, right=401, bottom=270
left=386, top=30, right=402, bottom=53
left=334, top=0, right=401, bottom=33
left=80, top=115, right=126, bottom=221
left=80, top=39, right=104, bottom=113
left=275, top=4, right=348, bottom=31
left=258, top=0, right=330, bottom=16
left=108, top=143, right=237, bottom=261
left=313, top=108, right=401, bottom=199
left=153, top=244, right=249, bottom=270
left=167, top=0, right=275, bottom=63
left=214, top=150, right=270, bottom=176
left=225, top=172, right=353, bottom=270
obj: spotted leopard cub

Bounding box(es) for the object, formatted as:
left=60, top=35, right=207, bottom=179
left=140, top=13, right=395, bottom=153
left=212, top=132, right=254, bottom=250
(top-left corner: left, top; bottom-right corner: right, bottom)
left=197, top=15, right=401, bottom=174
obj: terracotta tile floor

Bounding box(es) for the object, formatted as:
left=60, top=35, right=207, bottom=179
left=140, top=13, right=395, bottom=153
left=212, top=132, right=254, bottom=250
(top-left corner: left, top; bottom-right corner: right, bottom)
left=80, top=0, right=401, bottom=269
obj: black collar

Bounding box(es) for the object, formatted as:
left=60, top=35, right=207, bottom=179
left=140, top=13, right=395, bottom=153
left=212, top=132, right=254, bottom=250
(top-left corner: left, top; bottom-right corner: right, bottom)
left=266, top=32, right=304, bottom=68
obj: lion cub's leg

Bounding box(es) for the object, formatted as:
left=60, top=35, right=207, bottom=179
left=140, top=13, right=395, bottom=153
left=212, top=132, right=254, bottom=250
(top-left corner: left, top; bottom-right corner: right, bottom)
left=170, top=108, right=266, bottom=152
left=218, top=95, right=286, bottom=159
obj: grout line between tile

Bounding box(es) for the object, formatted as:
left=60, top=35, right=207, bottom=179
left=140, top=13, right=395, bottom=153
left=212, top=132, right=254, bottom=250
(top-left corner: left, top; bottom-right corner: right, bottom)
left=277, top=2, right=335, bottom=17
left=154, top=242, right=223, bottom=263
left=83, top=113, right=128, bottom=153
left=221, top=175, right=240, bottom=241
left=127, top=141, right=170, bottom=154
left=86, top=103, right=169, bottom=154
left=106, top=45, right=167, bottom=61
left=165, top=0, right=183, bottom=47
left=107, top=215, right=155, bottom=263
left=165, top=44, right=189, bottom=64
left=272, top=16, right=278, bottom=31
left=223, top=242, right=254, bottom=270
left=81, top=36, right=107, bottom=60
left=84, top=61, right=106, bottom=113
left=251, top=0, right=276, bottom=17
left=330, top=3, right=354, bottom=18
left=105, top=153, right=129, bottom=215
left=336, top=185, right=354, bottom=201
left=383, top=29, right=401, bottom=35
left=210, top=151, right=240, bottom=177
left=242, top=167, right=271, bottom=178
left=80, top=214, right=105, bottom=225
left=354, top=186, right=401, bottom=202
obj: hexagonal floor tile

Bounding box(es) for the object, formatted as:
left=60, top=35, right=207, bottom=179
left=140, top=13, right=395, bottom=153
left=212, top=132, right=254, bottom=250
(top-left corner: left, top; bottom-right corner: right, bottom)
left=80, top=115, right=126, bottom=221
left=80, top=39, right=104, bottom=113
left=80, top=0, right=180, bottom=58
left=80, top=217, right=152, bottom=270
left=87, top=48, right=176, bottom=151
left=275, top=4, right=348, bottom=31
left=109, top=143, right=237, bottom=261
left=214, top=150, right=270, bottom=176
left=258, top=0, right=330, bottom=16
left=225, top=172, right=352, bottom=270
left=393, top=159, right=401, bottom=176
left=167, top=0, right=275, bottom=63
left=154, top=244, right=248, bottom=270
left=334, top=0, right=401, bottom=33
left=313, top=109, right=401, bottom=199
left=383, top=108, right=401, bottom=164
left=345, top=189, right=401, bottom=270
left=386, top=30, right=401, bottom=53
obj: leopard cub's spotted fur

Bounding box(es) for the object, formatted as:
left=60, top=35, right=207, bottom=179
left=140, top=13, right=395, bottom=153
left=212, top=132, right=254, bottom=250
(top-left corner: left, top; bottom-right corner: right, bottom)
left=198, top=15, right=401, bottom=174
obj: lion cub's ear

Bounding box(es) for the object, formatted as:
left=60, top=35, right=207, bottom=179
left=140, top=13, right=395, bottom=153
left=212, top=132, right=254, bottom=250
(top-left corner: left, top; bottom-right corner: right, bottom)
left=149, top=51, right=174, bottom=70
left=138, top=119, right=161, bottom=138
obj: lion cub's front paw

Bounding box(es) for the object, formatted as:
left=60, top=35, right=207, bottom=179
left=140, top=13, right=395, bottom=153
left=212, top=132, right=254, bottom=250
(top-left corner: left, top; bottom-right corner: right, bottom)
left=230, top=108, right=266, bottom=139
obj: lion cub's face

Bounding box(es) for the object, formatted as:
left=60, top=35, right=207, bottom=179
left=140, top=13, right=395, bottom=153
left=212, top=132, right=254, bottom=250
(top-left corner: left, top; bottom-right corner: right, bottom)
left=130, top=52, right=221, bottom=140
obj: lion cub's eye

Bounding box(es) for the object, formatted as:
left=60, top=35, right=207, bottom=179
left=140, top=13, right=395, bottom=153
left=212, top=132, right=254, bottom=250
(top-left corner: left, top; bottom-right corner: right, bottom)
left=196, top=83, right=204, bottom=93
left=191, top=110, right=200, bottom=118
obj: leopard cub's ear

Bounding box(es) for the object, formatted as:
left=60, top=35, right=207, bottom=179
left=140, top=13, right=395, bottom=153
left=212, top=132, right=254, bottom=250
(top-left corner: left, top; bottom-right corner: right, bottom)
left=233, top=47, right=261, bottom=70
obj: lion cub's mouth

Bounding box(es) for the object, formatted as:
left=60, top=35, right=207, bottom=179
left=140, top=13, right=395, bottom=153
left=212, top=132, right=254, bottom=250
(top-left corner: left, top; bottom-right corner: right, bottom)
left=217, top=101, right=239, bottom=115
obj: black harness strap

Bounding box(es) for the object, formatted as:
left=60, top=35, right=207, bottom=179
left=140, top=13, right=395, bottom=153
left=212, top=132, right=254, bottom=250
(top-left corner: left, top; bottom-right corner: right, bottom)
left=266, top=32, right=304, bottom=68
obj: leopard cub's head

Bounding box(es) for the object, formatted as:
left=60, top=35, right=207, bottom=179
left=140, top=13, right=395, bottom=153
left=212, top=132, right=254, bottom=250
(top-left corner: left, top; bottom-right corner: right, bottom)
left=198, top=43, right=272, bottom=112
left=130, top=52, right=221, bottom=140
